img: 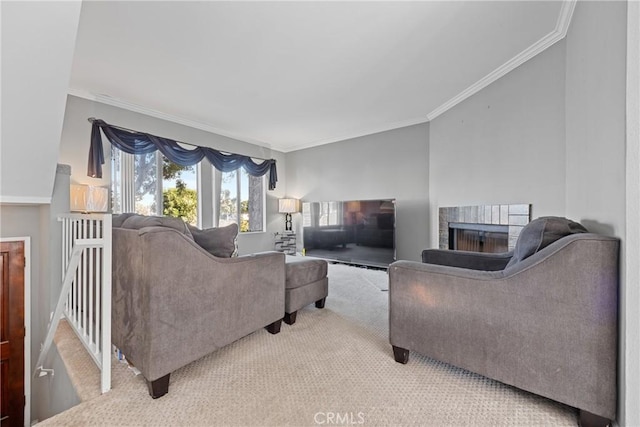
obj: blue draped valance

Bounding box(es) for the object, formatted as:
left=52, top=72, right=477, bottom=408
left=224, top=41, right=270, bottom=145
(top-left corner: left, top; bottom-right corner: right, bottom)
left=88, top=118, right=278, bottom=190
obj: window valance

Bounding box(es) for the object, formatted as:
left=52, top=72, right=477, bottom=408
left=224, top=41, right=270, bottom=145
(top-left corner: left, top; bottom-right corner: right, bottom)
left=87, top=118, right=278, bottom=190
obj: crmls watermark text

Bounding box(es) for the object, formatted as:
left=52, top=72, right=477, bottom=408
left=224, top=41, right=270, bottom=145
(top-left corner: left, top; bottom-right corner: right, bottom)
left=314, top=412, right=366, bottom=425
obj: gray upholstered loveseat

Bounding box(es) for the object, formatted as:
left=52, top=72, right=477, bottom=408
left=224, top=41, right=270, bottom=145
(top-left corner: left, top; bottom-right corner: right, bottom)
left=389, top=217, right=619, bottom=426
left=111, top=214, right=285, bottom=398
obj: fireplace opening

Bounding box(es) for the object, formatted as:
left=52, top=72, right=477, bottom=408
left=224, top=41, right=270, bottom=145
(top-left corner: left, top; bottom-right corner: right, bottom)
left=448, top=223, right=509, bottom=253
left=439, top=204, right=530, bottom=251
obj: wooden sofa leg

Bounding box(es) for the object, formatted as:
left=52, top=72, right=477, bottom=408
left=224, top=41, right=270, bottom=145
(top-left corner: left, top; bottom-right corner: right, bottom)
left=392, top=346, right=409, bottom=364
left=148, top=373, right=170, bottom=399
left=579, top=410, right=611, bottom=427
left=265, top=319, right=282, bottom=334
left=315, top=297, right=326, bottom=309
left=284, top=311, right=297, bottom=325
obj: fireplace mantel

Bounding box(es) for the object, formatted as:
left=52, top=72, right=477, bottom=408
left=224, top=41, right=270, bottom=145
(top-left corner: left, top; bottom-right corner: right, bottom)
left=439, top=204, right=531, bottom=251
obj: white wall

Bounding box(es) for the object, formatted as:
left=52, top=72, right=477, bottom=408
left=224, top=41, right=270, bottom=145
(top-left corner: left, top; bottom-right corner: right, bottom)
left=624, top=2, right=640, bottom=425
left=564, top=2, right=629, bottom=424
left=0, top=1, right=81, bottom=203
left=429, top=40, right=567, bottom=246
left=565, top=1, right=627, bottom=237
left=59, top=95, right=287, bottom=255
left=285, top=123, right=429, bottom=262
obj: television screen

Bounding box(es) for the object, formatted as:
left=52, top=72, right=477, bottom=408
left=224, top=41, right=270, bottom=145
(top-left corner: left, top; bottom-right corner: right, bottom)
left=302, top=199, right=396, bottom=268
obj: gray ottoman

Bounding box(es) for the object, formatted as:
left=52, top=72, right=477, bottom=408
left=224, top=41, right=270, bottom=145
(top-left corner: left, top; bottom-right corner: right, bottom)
left=284, top=256, right=328, bottom=325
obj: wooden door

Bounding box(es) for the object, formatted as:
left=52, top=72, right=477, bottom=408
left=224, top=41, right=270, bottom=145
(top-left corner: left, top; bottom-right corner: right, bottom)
left=0, top=241, right=25, bottom=427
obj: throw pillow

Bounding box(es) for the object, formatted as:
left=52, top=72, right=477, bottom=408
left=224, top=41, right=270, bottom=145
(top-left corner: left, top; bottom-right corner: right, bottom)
left=188, top=223, right=239, bottom=258
left=506, top=216, right=588, bottom=268
left=112, top=212, right=137, bottom=228
left=121, top=214, right=193, bottom=239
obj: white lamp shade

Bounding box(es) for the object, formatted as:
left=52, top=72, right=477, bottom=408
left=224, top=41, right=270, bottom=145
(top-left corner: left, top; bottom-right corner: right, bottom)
left=278, top=198, right=299, bottom=213
left=70, top=185, right=109, bottom=212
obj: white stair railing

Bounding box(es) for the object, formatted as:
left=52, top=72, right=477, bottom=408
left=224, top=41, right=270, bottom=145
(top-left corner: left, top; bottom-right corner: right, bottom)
left=34, top=214, right=112, bottom=394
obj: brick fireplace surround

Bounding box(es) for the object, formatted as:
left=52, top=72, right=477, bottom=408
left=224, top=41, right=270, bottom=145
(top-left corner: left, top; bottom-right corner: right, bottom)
left=439, top=204, right=531, bottom=252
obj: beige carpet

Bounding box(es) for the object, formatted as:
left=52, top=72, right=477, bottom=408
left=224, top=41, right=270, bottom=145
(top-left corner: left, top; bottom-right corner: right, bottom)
left=41, top=263, right=577, bottom=426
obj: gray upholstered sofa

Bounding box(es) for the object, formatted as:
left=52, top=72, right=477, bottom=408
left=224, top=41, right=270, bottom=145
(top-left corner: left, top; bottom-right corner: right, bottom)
left=389, top=217, right=619, bottom=426
left=111, top=214, right=285, bottom=398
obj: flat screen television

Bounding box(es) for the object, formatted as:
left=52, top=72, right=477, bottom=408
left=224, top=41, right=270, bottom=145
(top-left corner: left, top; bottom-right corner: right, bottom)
left=302, top=199, right=396, bottom=269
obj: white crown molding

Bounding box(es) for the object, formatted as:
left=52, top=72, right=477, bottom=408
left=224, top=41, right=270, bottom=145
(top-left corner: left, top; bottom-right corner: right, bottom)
left=427, top=0, right=576, bottom=121
left=555, top=0, right=577, bottom=39
left=0, top=196, right=52, bottom=205
left=67, top=89, right=274, bottom=150
left=68, top=1, right=576, bottom=153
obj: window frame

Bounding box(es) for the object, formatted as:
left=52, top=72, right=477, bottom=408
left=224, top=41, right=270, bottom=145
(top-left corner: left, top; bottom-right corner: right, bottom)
left=111, top=147, right=267, bottom=233
left=213, top=168, right=266, bottom=234
left=110, top=147, right=201, bottom=226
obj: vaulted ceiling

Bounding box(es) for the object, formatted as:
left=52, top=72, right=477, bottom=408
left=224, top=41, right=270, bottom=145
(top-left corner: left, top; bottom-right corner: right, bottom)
left=0, top=1, right=575, bottom=203
left=69, top=1, right=573, bottom=153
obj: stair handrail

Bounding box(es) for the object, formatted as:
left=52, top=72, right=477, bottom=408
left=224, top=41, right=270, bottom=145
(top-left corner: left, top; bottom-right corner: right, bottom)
left=34, top=213, right=112, bottom=394
left=33, top=239, right=102, bottom=376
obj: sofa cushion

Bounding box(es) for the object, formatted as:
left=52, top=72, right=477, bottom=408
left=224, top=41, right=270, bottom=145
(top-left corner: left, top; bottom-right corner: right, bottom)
left=112, top=213, right=137, bottom=228
left=506, top=216, right=588, bottom=268
left=285, top=255, right=328, bottom=290
left=188, top=223, right=238, bottom=258
left=121, top=214, right=193, bottom=239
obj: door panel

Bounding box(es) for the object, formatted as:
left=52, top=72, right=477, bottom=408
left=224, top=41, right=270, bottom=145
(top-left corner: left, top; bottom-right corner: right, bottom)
left=0, top=241, right=25, bottom=427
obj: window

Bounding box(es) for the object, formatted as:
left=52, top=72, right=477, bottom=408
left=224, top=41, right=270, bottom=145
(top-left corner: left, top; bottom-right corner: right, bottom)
left=111, top=147, right=265, bottom=233
left=111, top=147, right=198, bottom=226
left=216, top=168, right=264, bottom=232
left=163, top=161, right=198, bottom=225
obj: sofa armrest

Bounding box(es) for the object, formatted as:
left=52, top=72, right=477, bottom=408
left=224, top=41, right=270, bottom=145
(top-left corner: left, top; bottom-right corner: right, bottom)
left=391, top=233, right=619, bottom=419
left=421, top=249, right=513, bottom=271
left=112, top=226, right=286, bottom=382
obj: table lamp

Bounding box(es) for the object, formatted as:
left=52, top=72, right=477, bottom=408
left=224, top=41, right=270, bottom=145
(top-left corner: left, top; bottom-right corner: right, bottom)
left=278, top=198, right=299, bottom=231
